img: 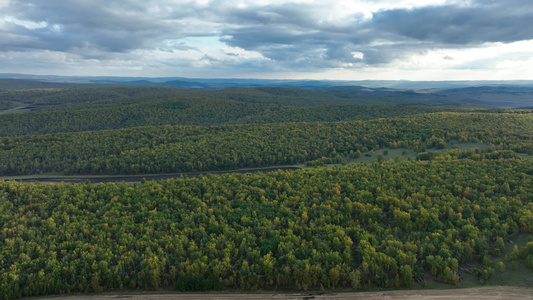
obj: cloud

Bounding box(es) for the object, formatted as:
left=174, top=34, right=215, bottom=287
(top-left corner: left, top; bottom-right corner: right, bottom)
left=0, top=0, right=532, bottom=78
left=1, top=0, right=218, bottom=56
left=370, top=1, right=533, bottom=45
left=217, top=0, right=533, bottom=68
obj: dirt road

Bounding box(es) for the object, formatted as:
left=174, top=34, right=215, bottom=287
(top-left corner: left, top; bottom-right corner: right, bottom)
left=11, top=167, right=301, bottom=183
left=41, top=286, right=533, bottom=300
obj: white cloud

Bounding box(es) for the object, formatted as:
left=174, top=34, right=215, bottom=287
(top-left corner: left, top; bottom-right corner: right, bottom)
left=351, top=51, right=364, bottom=60
left=3, top=16, right=47, bottom=30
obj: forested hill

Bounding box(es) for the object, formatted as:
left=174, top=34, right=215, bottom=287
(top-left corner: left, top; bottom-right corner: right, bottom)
left=1, top=158, right=533, bottom=298
left=0, top=86, right=494, bottom=136
left=0, top=112, right=531, bottom=176
left=0, top=78, right=107, bottom=89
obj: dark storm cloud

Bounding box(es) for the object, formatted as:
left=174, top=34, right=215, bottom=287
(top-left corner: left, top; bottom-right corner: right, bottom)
left=1, top=0, right=533, bottom=71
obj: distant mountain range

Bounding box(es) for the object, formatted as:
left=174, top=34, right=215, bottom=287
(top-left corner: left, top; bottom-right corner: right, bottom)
left=1, top=73, right=533, bottom=108
left=3, top=72, right=533, bottom=89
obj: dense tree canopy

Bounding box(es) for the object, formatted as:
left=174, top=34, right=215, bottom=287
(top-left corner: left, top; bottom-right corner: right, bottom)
left=0, top=86, right=493, bottom=136
left=1, top=158, right=532, bottom=298
left=0, top=112, right=531, bottom=176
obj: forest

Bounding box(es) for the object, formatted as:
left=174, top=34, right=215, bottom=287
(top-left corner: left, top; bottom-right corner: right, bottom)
left=1, top=159, right=533, bottom=298
left=0, top=85, right=532, bottom=299
left=0, top=111, right=531, bottom=176
left=0, top=86, right=495, bottom=136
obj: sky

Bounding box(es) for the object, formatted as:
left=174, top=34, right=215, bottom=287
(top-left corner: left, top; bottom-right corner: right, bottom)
left=1, top=0, right=533, bottom=80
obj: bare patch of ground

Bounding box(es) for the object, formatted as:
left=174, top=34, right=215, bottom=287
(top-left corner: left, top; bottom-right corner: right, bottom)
left=40, top=286, right=533, bottom=300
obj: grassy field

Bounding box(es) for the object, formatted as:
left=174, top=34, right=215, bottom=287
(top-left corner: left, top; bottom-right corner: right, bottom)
left=36, top=286, right=533, bottom=300
left=488, top=234, right=533, bottom=287
left=324, top=141, right=491, bottom=166
left=343, top=140, right=533, bottom=165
